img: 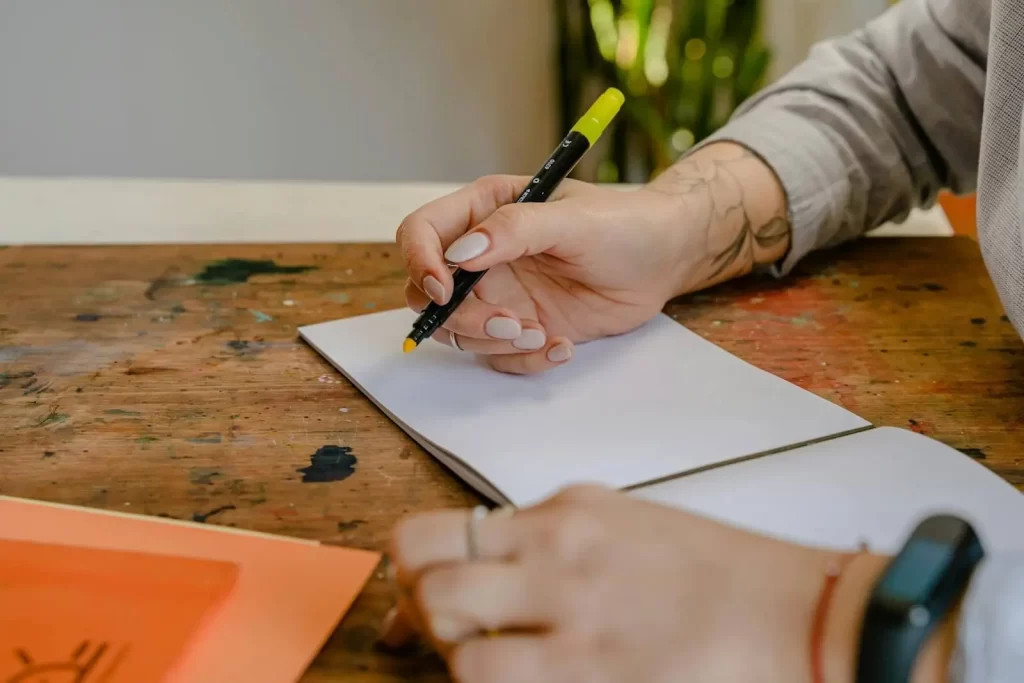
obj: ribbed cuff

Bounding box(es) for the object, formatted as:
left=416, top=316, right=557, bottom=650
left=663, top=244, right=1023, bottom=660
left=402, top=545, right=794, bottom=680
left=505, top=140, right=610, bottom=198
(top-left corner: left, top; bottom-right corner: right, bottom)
left=694, top=108, right=852, bottom=276
left=951, top=556, right=1024, bottom=683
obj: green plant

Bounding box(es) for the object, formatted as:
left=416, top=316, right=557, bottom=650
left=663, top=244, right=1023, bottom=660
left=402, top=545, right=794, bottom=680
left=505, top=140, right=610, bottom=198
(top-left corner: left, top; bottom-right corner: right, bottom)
left=556, top=0, right=771, bottom=182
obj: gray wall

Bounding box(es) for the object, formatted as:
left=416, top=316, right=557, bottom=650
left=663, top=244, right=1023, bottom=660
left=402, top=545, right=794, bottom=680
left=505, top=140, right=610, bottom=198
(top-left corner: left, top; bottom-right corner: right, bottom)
left=764, top=0, right=890, bottom=81
left=0, top=0, right=886, bottom=183
left=0, top=0, right=558, bottom=182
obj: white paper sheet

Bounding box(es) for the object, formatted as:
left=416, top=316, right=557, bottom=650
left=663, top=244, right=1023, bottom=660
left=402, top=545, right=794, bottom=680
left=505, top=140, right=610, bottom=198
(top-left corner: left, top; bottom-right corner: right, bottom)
left=635, top=427, right=1024, bottom=553
left=300, top=309, right=868, bottom=506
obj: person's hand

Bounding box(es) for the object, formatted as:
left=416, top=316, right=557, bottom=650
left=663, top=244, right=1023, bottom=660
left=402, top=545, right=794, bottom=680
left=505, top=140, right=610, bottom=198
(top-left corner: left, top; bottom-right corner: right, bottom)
left=395, top=143, right=791, bottom=374
left=379, top=485, right=962, bottom=683
left=396, top=176, right=693, bottom=374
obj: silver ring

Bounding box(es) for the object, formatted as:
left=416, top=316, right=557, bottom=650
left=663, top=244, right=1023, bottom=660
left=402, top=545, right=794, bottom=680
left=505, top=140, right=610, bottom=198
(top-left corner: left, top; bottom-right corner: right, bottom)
left=449, top=329, right=463, bottom=351
left=466, top=505, right=488, bottom=561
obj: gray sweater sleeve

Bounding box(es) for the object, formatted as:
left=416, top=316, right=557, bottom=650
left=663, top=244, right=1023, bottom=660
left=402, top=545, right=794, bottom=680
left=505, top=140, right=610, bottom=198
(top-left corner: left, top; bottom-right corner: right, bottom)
left=697, top=1, right=1024, bottom=680
left=951, top=557, right=1024, bottom=683
left=701, top=0, right=989, bottom=274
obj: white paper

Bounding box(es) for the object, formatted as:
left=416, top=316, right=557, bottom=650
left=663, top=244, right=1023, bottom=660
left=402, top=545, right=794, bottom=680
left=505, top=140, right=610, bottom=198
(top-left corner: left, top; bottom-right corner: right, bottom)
left=300, top=309, right=868, bottom=507
left=635, top=427, right=1024, bottom=553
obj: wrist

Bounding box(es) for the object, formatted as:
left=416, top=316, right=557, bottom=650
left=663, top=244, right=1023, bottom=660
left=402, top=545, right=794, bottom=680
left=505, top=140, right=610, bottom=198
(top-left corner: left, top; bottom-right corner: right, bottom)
left=822, top=553, right=888, bottom=683
left=647, top=141, right=791, bottom=298
left=824, top=553, right=961, bottom=683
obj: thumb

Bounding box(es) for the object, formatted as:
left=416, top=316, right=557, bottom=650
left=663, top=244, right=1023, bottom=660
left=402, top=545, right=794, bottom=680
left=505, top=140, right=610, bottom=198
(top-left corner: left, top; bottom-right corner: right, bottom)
left=442, top=200, right=580, bottom=271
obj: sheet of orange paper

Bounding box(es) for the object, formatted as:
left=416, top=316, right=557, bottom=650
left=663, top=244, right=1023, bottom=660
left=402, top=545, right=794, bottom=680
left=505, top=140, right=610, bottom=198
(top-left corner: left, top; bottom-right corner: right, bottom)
left=0, top=497, right=381, bottom=683
left=0, top=540, right=237, bottom=683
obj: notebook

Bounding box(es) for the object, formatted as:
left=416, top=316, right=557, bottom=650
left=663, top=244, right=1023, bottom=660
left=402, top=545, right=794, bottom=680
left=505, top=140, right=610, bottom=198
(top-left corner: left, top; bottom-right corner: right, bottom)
left=0, top=496, right=380, bottom=683
left=300, top=309, right=1024, bottom=552
left=635, top=426, right=1024, bottom=553
left=301, top=310, right=869, bottom=506
left=0, top=540, right=237, bottom=683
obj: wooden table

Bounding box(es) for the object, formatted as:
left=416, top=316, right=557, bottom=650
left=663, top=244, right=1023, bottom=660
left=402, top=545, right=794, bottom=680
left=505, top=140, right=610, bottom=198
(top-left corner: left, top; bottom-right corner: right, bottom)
left=1, top=236, right=1022, bottom=681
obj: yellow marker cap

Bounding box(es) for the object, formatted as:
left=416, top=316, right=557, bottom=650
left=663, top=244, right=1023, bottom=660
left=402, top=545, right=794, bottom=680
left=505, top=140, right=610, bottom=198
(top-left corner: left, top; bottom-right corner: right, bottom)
left=570, top=88, right=625, bottom=146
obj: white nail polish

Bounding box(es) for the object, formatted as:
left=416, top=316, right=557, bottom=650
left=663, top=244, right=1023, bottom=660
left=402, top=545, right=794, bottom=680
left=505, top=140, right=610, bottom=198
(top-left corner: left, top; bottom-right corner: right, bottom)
left=431, top=617, right=464, bottom=642
left=423, top=275, right=446, bottom=304
left=547, top=342, right=573, bottom=363
left=380, top=607, right=398, bottom=635
left=445, top=232, right=491, bottom=263
left=485, top=317, right=522, bottom=340
left=513, top=329, right=546, bottom=350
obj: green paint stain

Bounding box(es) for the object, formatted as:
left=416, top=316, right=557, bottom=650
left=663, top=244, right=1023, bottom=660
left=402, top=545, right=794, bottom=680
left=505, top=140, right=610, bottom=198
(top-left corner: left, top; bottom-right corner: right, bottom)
left=106, top=409, right=142, bottom=416
left=188, top=433, right=222, bottom=444
left=190, top=468, right=221, bottom=485
left=790, top=316, right=814, bottom=327
left=248, top=309, right=274, bottom=323
left=0, top=371, right=35, bottom=389
left=136, top=435, right=159, bottom=443
left=325, top=292, right=351, bottom=305
left=849, top=280, right=860, bottom=288
left=194, top=259, right=314, bottom=285
left=36, top=411, right=69, bottom=427
left=364, top=301, right=377, bottom=309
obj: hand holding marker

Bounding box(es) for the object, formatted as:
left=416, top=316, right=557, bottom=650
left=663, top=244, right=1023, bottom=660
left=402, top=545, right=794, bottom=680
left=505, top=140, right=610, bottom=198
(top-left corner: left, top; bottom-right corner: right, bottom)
left=402, top=88, right=625, bottom=353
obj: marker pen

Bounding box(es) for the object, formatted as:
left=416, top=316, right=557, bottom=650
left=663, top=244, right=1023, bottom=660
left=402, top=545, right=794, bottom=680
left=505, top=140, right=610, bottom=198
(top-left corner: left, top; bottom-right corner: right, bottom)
left=403, top=87, right=624, bottom=352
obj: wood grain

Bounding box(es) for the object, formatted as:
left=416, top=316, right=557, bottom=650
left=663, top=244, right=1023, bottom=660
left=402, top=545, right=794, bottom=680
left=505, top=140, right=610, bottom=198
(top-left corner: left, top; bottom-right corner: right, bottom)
left=0, top=236, right=1020, bottom=681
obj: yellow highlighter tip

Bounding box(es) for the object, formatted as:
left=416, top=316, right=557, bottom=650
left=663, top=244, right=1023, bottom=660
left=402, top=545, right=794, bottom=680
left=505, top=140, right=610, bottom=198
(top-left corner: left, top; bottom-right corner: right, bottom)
left=571, top=87, right=625, bottom=146
left=403, top=338, right=417, bottom=354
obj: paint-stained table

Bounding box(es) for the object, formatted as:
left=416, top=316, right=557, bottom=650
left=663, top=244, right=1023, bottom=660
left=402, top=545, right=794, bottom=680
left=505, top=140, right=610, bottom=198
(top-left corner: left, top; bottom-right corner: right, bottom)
left=1, top=236, right=1022, bottom=681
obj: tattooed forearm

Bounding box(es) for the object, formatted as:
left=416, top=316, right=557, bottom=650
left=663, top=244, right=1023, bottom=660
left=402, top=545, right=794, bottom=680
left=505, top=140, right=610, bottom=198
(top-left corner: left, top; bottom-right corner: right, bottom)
left=649, top=143, right=791, bottom=289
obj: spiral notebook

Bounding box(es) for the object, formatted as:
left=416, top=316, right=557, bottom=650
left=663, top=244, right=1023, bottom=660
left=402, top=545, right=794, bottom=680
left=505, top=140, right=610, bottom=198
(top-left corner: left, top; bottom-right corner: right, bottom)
left=300, top=309, right=1024, bottom=553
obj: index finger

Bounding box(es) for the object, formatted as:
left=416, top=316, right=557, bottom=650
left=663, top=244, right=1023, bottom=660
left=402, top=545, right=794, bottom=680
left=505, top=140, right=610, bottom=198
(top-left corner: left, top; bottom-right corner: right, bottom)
left=396, top=176, right=526, bottom=305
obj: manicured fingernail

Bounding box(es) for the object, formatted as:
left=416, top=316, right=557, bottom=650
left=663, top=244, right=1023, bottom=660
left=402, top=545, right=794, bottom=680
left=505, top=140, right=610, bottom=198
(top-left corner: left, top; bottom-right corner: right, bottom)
left=386, top=559, right=397, bottom=583
left=485, top=316, right=522, bottom=340
left=380, top=607, right=398, bottom=636
left=423, top=275, right=446, bottom=304
left=445, top=232, right=491, bottom=263
left=547, top=342, right=573, bottom=363
left=431, top=617, right=465, bottom=642
left=513, top=329, right=546, bottom=350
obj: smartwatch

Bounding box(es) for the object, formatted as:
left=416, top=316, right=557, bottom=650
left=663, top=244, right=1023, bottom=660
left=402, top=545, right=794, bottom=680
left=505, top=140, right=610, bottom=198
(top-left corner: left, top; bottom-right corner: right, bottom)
left=856, top=514, right=984, bottom=683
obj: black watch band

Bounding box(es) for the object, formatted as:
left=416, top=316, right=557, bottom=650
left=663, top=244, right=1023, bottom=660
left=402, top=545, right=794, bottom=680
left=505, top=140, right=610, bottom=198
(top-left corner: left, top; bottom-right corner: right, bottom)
left=856, top=515, right=984, bottom=683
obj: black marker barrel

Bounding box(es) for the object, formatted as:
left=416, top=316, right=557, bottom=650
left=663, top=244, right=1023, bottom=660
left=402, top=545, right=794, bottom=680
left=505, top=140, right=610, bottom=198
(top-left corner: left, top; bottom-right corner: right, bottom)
left=404, top=88, right=625, bottom=352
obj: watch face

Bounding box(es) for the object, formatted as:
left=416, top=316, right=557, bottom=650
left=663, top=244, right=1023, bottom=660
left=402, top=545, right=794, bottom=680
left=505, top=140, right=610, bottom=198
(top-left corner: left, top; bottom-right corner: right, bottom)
left=877, top=537, right=955, bottom=607
left=876, top=515, right=976, bottom=612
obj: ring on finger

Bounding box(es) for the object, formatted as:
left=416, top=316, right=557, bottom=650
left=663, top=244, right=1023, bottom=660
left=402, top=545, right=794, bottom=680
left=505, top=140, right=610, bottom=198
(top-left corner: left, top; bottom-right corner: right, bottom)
left=466, top=505, right=488, bottom=561
left=464, top=505, right=517, bottom=560
left=449, top=329, right=463, bottom=352
left=466, top=505, right=516, bottom=638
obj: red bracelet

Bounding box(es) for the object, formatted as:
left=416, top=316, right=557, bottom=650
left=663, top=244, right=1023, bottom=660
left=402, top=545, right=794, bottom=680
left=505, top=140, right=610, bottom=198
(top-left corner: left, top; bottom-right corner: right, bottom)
left=809, top=545, right=867, bottom=683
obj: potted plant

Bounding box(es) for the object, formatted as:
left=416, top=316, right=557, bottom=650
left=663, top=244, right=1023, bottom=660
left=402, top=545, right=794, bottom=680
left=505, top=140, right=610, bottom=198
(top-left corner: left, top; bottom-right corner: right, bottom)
left=556, top=0, right=771, bottom=182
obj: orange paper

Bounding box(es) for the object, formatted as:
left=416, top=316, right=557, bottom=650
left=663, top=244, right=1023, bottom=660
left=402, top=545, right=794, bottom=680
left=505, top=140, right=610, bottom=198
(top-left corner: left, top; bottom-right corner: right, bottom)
left=0, top=497, right=381, bottom=683
left=0, top=540, right=237, bottom=683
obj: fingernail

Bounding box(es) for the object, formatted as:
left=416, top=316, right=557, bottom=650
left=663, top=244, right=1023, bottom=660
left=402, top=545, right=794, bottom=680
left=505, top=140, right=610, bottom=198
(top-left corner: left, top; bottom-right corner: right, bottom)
left=380, top=607, right=398, bottom=636
left=547, top=342, right=573, bottom=363
left=445, top=232, right=491, bottom=263
left=485, top=316, right=522, bottom=340
left=423, top=275, right=446, bottom=304
left=513, top=329, right=546, bottom=351
left=431, top=617, right=465, bottom=642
